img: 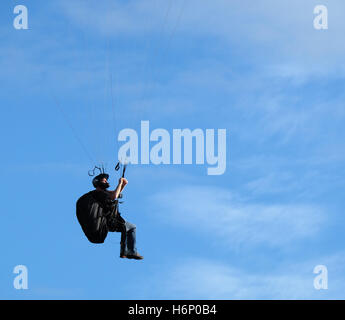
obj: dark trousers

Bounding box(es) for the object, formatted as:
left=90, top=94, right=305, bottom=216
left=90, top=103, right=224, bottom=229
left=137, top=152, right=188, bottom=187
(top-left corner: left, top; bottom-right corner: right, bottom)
left=119, top=221, right=137, bottom=256
left=105, top=208, right=137, bottom=256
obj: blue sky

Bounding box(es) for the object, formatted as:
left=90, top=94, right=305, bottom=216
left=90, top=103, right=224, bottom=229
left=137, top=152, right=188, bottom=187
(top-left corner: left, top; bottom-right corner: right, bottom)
left=1, top=0, right=345, bottom=299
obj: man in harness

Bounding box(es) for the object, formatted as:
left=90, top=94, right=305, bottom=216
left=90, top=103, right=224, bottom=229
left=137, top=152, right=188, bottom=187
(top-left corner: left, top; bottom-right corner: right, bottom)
left=76, top=172, right=144, bottom=260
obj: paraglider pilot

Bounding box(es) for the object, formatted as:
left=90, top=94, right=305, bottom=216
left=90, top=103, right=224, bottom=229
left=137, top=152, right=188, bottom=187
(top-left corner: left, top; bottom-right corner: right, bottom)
left=76, top=173, right=144, bottom=260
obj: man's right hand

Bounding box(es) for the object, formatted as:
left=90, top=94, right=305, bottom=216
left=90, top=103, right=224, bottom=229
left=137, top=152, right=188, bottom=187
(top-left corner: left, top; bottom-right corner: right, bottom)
left=119, top=178, right=128, bottom=186
left=111, top=178, right=128, bottom=200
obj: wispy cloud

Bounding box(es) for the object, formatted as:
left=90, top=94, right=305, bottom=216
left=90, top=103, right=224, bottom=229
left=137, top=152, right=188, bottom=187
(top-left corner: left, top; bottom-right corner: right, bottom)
left=158, top=254, right=345, bottom=299
left=57, top=0, right=345, bottom=64
left=150, top=185, right=326, bottom=248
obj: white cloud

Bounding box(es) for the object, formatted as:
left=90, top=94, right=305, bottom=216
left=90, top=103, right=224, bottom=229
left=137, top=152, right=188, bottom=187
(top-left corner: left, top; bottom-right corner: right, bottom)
left=157, top=254, right=345, bottom=299
left=57, top=0, right=345, bottom=64
left=150, top=185, right=325, bottom=248
left=245, top=172, right=296, bottom=195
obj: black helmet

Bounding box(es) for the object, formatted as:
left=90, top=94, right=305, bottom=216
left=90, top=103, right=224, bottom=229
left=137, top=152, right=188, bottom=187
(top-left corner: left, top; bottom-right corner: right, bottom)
left=92, top=173, right=109, bottom=188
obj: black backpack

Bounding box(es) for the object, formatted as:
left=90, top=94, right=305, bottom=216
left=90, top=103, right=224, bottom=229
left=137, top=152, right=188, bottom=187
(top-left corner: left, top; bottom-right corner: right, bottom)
left=76, top=191, right=110, bottom=243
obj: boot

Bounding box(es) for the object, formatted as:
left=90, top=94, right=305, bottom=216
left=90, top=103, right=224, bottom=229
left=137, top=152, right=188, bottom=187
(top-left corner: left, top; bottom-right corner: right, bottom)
left=126, top=253, right=144, bottom=260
